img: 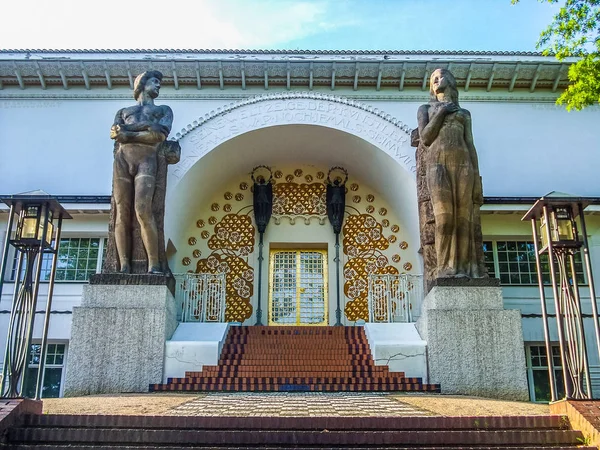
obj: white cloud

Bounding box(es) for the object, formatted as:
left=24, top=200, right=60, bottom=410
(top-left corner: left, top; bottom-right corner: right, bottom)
left=0, top=0, right=355, bottom=50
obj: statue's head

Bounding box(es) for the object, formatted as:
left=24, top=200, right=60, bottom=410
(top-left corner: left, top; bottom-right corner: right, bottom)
left=429, top=68, right=459, bottom=105
left=133, top=70, right=163, bottom=101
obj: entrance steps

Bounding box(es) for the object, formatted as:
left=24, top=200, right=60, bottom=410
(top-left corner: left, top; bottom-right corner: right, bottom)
left=151, top=326, right=439, bottom=392
left=8, top=414, right=595, bottom=449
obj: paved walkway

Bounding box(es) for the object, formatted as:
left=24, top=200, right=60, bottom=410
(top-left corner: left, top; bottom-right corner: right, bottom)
left=169, top=392, right=433, bottom=417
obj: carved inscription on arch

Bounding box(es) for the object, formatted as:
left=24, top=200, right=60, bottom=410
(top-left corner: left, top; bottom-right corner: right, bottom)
left=173, top=95, right=414, bottom=183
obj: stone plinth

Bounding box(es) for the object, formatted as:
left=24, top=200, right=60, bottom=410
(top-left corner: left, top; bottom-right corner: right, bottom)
left=64, top=284, right=177, bottom=396
left=416, top=282, right=529, bottom=400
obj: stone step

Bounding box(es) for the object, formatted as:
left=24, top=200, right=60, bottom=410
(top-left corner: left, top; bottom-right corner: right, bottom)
left=9, top=446, right=597, bottom=450
left=17, top=414, right=579, bottom=430
left=215, top=356, right=376, bottom=362
left=169, top=376, right=416, bottom=384
left=150, top=384, right=439, bottom=392
left=7, top=412, right=594, bottom=449
left=8, top=426, right=589, bottom=447
left=200, top=364, right=391, bottom=370
left=152, top=326, right=437, bottom=393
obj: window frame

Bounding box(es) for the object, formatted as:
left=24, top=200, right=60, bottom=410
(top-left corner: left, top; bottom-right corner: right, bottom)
left=483, top=239, right=586, bottom=286
left=24, top=341, right=68, bottom=398
left=7, top=236, right=107, bottom=283
left=525, top=343, right=564, bottom=403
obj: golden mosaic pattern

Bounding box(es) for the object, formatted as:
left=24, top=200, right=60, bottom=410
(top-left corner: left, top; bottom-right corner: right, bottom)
left=189, top=176, right=256, bottom=323
left=272, top=182, right=327, bottom=216
left=208, top=214, right=255, bottom=251
left=343, top=214, right=389, bottom=253
left=342, top=214, right=400, bottom=321
left=341, top=178, right=414, bottom=322
left=196, top=253, right=254, bottom=322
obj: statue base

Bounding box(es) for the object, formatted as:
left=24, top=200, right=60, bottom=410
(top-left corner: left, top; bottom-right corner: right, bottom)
left=416, top=279, right=529, bottom=400
left=90, top=273, right=175, bottom=296
left=64, top=283, right=177, bottom=396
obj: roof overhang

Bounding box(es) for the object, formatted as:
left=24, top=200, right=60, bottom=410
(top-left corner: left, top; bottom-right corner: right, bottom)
left=0, top=50, right=575, bottom=94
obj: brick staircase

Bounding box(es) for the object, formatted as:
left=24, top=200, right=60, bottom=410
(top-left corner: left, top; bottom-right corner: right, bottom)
left=151, top=325, right=440, bottom=392
left=7, top=413, right=596, bottom=449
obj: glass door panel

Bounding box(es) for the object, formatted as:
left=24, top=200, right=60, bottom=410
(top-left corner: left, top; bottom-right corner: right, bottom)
left=269, top=250, right=328, bottom=325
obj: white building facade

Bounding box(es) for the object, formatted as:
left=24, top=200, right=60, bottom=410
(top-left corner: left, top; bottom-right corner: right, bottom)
left=0, top=49, right=599, bottom=400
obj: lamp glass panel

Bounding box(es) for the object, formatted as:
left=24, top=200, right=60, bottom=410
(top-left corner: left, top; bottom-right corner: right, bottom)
left=21, top=217, right=38, bottom=240
left=557, top=220, right=574, bottom=241
left=540, top=215, right=549, bottom=248
left=44, top=221, right=54, bottom=246
left=555, top=207, right=574, bottom=241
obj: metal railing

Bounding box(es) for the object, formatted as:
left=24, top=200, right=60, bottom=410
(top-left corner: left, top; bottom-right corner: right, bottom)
left=174, top=273, right=226, bottom=322
left=367, top=274, right=424, bottom=323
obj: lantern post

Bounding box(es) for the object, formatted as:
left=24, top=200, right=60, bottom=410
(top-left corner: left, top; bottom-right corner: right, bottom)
left=0, top=191, right=71, bottom=399
left=523, top=193, right=598, bottom=400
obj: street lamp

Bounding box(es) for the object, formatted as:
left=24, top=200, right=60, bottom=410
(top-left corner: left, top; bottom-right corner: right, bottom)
left=252, top=166, right=273, bottom=326
left=523, top=192, right=599, bottom=401
left=326, top=166, right=348, bottom=327
left=0, top=191, right=71, bottom=399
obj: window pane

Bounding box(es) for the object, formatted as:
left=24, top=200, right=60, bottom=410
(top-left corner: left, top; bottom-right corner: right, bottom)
left=532, top=369, right=551, bottom=402
left=23, top=367, right=39, bottom=398
left=41, top=368, right=62, bottom=398
left=7, top=238, right=104, bottom=283
left=492, top=241, right=585, bottom=286
left=23, top=367, right=62, bottom=398
left=29, top=345, right=41, bottom=365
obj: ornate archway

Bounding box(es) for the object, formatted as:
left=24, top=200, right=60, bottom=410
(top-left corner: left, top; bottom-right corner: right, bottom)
left=170, top=92, right=415, bottom=186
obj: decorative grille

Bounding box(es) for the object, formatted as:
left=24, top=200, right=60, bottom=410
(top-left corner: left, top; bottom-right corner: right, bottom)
left=174, top=273, right=227, bottom=322
left=367, top=274, right=423, bottom=323
left=269, top=250, right=328, bottom=325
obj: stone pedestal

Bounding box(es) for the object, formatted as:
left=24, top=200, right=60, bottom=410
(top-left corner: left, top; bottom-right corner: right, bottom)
left=64, top=284, right=177, bottom=396
left=416, top=279, right=529, bottom=400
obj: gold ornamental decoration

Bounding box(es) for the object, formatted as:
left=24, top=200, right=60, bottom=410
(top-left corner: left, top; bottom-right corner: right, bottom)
left=272, top=182, right=327, bottom=217
left=196, top=253, right=254, bottom=322
left=342, top=213, right=398, bottom=321
left=189, top=174, right=256, bottom=323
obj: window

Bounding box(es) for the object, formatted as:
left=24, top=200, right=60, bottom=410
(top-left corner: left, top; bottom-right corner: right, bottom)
left=9, top=238, right=106, bottom=282
left=24, top=343, right=66, bottom=398
left=483, top=240, right=585, bottom=285
left=526, top=344, right=564, bottom=402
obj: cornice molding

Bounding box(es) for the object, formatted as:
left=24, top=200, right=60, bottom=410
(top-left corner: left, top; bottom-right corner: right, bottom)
left=0, top=91, right=562, bottom=104
left=0, top=49, right=549, bottom=56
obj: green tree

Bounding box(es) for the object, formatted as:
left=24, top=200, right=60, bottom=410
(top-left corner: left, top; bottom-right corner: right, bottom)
left=513, top=0, right=600, bottom=110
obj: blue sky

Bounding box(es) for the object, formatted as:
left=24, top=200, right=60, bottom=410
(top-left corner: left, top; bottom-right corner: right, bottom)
left=1, top=0, right=561, bottom=51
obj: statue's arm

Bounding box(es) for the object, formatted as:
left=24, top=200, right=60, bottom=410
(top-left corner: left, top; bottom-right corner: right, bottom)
left=110, top=109, right=127, bottom=141
left=464, top=110, right=483, bottom=204
left=122, top=106, right=172, bottom=144
left=417, top=104, right=449, bottom=146
left=157, top=106, right=174, bottom=137
left=110, top=107, right=171, bottom=145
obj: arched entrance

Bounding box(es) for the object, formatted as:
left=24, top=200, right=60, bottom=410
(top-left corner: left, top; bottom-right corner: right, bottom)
left=166, top=93, right=419, bottom=325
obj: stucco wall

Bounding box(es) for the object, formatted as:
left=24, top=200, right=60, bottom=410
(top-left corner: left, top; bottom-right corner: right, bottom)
left=0, top=87, right=598, bottom=197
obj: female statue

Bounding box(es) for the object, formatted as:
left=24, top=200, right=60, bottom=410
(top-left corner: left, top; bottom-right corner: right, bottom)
left=417, top=68, right=484, bottom=278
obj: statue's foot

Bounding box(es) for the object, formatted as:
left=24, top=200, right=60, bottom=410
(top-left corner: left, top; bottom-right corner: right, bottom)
left=148, top=265, right=163, bottom=274
left=119, top=263, right=131, bottom=274
left=436, top=268, right=455, bottom=278
left=454, top=273, right=470, bottom=279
